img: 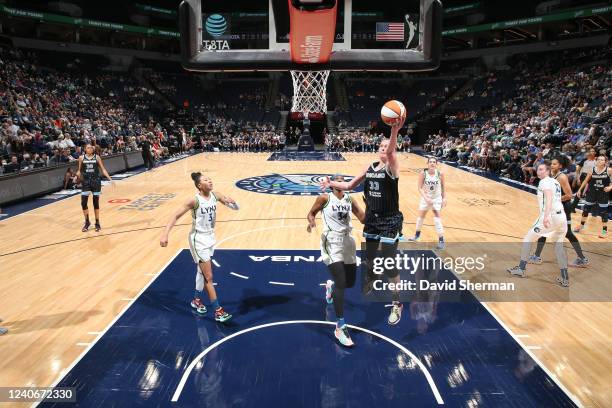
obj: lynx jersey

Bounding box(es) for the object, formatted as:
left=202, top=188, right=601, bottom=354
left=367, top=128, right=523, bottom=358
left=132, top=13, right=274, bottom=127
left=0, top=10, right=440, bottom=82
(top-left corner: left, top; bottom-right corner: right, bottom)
left=423, top=169, right=442, bottom=200
left=191, top=192, right=217, bottom=235
left=537, top=177, right=564, bottom=214
left=322, top=193, right=352, bottom=234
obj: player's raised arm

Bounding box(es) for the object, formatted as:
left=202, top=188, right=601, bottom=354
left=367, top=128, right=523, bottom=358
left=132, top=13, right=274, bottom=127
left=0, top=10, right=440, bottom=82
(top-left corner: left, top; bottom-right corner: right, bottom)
left=160, top=198, right=196, bottom=246
left=385, top=117, right=405, bottom=176
left=215, top=191, right=239, bottom=210
left=320, top=165, right=368, bottom=192
left=307, top=194, right=328, bottom=232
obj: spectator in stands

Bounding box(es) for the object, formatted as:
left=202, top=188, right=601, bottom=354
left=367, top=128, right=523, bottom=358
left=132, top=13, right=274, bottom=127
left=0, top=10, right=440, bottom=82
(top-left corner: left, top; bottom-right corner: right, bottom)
left=3, top=155, right=19, bottom=174
left=64, top=168, right=78, bottom=190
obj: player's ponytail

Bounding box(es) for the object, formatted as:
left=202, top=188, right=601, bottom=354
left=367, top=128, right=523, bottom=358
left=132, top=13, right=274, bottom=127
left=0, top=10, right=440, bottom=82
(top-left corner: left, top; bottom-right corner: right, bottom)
left=191, top=172, right=202, bottom=187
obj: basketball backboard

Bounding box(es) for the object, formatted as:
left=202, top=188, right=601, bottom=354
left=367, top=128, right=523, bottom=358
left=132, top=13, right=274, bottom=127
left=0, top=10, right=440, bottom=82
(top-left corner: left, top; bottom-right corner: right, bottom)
left=180, top=0, right=442, bottom=72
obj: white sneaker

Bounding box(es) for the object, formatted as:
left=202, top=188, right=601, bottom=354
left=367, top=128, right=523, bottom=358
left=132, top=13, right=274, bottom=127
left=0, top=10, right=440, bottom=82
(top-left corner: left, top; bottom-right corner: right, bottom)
left=386, top=302, right=403, bottom=325
left=334, top=325, right=355, bottom=347
left=527, top=255, right=542, bottom=265
left=507, top=266, right=525, bottom=277
left=325, top=280, right=334, bottom=304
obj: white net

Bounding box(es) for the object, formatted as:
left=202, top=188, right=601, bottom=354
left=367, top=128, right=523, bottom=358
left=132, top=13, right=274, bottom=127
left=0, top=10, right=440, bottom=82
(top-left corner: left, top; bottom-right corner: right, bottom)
left=290, top=70, right=330, bottom=114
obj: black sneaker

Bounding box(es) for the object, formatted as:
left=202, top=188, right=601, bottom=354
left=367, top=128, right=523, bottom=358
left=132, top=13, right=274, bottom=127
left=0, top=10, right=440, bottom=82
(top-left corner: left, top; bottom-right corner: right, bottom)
left=82, top=220, right=91, bottom=232
left=95, top=222, right=101, bottom=232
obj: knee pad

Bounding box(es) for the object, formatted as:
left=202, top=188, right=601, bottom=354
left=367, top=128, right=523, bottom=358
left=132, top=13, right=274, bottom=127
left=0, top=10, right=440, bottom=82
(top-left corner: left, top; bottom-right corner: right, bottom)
left=93, top=195, right=100, bottom=210
left=81, top=194, right=89, bottom=210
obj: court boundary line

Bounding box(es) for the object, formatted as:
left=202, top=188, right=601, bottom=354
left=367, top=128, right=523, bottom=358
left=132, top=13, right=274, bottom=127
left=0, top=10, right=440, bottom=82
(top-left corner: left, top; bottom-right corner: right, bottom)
left=481, top=303, right=584, bottom=408
left=434, top=246, right=585, bottom=408
left=170, top=319, right=445, bottom=405
left=32, top=248, right=183, bottom=408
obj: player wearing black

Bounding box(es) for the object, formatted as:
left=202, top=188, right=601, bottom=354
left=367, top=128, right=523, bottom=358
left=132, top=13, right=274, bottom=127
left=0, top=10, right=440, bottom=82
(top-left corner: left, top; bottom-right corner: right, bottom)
left=321, top=115, right=405, bottom=325
left=571, top=148, right=597, bottom=212
left=575, top=155, right=611, bottom=238
left=76, top=144, right=112, bottom=232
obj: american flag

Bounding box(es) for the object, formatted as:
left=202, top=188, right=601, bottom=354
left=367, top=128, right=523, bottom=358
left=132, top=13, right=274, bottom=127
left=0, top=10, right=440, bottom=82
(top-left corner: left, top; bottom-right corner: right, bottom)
left=376, top=22, right=405, bottom=41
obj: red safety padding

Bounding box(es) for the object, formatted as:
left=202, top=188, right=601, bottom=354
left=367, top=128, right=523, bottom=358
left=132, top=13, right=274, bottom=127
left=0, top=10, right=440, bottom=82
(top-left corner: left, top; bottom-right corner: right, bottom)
left=289, top=0, right=337, bottom=64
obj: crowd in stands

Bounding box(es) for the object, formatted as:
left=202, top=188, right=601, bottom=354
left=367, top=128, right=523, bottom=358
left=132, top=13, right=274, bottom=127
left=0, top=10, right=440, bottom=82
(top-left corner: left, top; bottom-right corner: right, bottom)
left=325, top=121, right=412, bottom=152
left=0, top=47, right=187, bottom=175
left=194, top=114, right=285, bottom=152
left=0, top=47, right=291, bottom=176
left=3, top=43, right=610, bottom=180
left=424, top=49, right=611, bottom=185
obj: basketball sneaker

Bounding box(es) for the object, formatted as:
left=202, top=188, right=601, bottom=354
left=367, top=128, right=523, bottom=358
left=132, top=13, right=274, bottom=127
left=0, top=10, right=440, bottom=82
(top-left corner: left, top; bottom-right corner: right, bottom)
left=190, top=298, right=207, bottom=315
left=325, top=280, right=334, bottom=304
left=573, top=225, right=582, bottom=233
left=407, top=235, right=420, bottom=242
left=507, top=266, right=526, bottom=277
left=527, top=255, right=543, bottom=265
left=334, top=325, right=354, bottom=347
left=95, top=221, right=101, bottom=232
left=569, top=257, right=589, bottom=268
left=437, top=238, right=445, bottom=250
left=82, top=220, right=91, bottom=232
left=0, top=327, right=7, bottom=336
left=214, top=307, right=232, bottom=323
left=556, top=276, right=569, bottom=287
left=599, top=229, right=608, bottom=239
left=386, top=301, right=403, bottom=325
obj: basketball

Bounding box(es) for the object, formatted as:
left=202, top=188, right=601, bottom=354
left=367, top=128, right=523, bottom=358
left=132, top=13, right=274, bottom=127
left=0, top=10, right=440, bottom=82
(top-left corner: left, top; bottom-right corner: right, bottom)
left=380, top=100, right=406, bottom=125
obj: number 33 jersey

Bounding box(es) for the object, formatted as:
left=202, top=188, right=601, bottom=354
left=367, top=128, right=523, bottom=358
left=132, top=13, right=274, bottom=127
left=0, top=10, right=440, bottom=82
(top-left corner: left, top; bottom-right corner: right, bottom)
left=364, top=161, right=399, bottom=215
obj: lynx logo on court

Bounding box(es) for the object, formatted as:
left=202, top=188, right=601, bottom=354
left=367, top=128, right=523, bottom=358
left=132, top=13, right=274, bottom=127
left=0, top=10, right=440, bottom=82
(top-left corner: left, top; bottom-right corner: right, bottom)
left=459, top=197, right=509, bottom=207
left=236, top=174, right=363, bottom=196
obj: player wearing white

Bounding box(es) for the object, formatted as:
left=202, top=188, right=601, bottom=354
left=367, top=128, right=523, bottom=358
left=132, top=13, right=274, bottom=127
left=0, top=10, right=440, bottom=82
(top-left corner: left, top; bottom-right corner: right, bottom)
left=508, top=162, right=570, bottom=286
left=307, top=174, right=365, bottom=347
left=160, top=172, right=239, bottom=322
left=409, top=157, right=447, bottom=249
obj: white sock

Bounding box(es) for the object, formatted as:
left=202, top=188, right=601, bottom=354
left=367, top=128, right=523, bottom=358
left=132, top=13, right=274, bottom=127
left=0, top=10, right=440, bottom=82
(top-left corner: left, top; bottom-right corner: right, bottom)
left=195, top=268, right=204, bottom=291
left=434, top=217, right=444, bottom=236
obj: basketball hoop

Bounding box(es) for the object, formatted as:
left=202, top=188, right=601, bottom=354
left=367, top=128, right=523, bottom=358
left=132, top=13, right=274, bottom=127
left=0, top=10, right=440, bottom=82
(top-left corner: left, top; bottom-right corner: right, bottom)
left=290, top=70, right=330, bottom=115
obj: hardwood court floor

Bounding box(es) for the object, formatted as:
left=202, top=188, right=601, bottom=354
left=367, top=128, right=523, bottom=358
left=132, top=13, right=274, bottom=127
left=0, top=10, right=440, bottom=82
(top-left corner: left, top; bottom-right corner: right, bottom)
left=0, top=152, right=610, bottom=407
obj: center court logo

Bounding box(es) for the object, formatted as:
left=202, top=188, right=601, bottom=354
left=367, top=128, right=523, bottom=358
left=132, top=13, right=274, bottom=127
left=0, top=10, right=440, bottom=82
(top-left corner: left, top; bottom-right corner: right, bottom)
left=236, top=174, right=363, bottom=196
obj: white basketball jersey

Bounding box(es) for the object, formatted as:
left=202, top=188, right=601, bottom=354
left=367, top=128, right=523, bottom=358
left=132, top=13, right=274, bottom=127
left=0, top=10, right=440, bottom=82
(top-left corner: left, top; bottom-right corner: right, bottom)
left=423, top=169, right=442, bottom=200
left=192, top=192, right=217, bottom=235
left=322, top=193, right=352, bottom=233
left=537, top=177, right=564, bottom=214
